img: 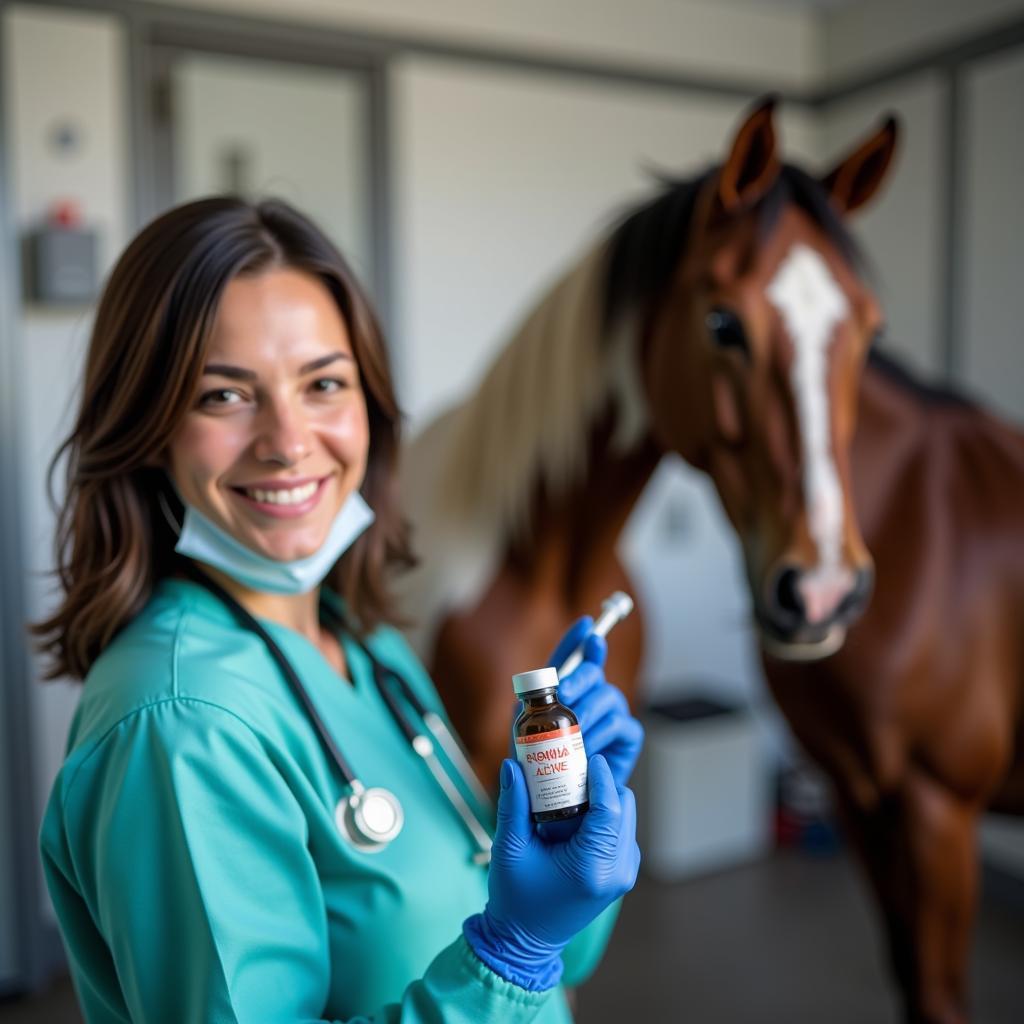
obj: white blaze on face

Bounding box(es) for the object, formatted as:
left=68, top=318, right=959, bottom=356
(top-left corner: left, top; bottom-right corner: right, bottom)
left=766, top=244, right=851, bottom=622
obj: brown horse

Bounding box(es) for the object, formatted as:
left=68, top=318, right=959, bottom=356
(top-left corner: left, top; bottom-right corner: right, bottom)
left=396, top=99, right=1024, bottom=1024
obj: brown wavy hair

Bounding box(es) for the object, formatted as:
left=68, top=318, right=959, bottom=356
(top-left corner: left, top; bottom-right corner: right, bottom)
left=32, top=196, right=414, bottom=681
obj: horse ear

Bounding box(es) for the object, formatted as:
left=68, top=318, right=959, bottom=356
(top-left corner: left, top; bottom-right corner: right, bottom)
left=717, top=95, right=782, bottom=214
left=820, top=116, right=899, bottom=216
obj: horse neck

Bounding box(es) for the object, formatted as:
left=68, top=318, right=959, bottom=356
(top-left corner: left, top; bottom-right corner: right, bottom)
left=511, top=417, right=662, bottom=599
left=851, top=361, right=928, bottom=539
left=849, top=356, right=1024, bottom=540
left=442, top=235, right=656, bottom=588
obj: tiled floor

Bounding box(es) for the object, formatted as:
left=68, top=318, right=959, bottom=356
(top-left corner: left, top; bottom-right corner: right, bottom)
left=3, top=851, right=1022, bottom=1023
left=579, top=851, right=1024, bottom=1022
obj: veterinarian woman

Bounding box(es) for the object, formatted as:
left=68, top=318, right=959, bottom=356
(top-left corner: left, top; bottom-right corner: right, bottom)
left=34, top=197, right=644, bottom=1023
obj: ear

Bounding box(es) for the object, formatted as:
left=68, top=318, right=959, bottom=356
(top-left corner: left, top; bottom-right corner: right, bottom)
left=717, top=95, right=782, bottom=214
left=821, top=116, right=899, bottom=216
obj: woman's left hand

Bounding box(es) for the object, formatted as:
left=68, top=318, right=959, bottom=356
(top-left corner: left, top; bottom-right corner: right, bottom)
left=548, top=617, right=644, bottom=789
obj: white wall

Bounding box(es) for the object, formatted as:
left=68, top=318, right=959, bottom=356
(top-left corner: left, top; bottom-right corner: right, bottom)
left=820, top=71, right=948, bottom=378
left=4, top=6, right=128, bottom=263
left=3, top=3, right=130, bottom=928
left=823, top=0, right=1024, bottom=86
left=0, top=629, right=17, bottom=984
left=157, top=0, right=822, bottom=89
left=173, top=52, right=374, bottom=283
left=961, top=45, right=1024, bottom=421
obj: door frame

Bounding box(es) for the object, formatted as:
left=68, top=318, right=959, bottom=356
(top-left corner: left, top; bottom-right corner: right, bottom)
left=136, top=18, right=393, bottom=329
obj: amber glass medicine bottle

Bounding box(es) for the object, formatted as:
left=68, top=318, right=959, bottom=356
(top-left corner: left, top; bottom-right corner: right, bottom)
left=513, top=667, right=589, bottom=823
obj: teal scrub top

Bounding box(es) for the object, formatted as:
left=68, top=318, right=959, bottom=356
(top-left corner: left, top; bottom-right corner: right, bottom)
left=40, top=579, right=618, bottom=1023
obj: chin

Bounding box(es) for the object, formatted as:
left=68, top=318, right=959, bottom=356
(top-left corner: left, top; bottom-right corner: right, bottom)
left=758, top=622, right=847, bottom=662
left=242, top=519, right=330, bottom=562
left=262, top=534, right=329, bottom=563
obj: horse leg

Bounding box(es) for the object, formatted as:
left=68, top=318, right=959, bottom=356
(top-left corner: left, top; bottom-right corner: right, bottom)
left=899, top=771, right=978, bottom=1024
left=837, top=770, right=978, bottom=1024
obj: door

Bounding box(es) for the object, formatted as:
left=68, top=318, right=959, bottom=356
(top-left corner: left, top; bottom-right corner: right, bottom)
left=153, top=46, right=380, bottom=299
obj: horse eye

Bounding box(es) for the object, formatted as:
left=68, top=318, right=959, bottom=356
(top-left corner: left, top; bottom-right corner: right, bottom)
left=705, top=307, right=749, bottom=356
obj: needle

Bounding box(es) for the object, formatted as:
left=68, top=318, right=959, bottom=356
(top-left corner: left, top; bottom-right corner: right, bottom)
left=557, top=591, right=634, bottom=679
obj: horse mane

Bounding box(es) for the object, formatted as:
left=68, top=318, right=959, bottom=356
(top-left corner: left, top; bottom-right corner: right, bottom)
left=396, top=239, right=647, bottom=651
left=603, top=163, right=866, bottom=332
left=433, top=239, right=647, bottom=541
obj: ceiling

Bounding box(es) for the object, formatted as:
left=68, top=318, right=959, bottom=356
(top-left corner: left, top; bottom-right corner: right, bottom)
left=683, top=0, right=862, bottom=10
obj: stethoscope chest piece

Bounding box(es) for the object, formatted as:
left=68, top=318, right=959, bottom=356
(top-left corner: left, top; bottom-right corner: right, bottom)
left=335, top=782, right=404, bottom=852
left=175, top=560, right=489, bottom=861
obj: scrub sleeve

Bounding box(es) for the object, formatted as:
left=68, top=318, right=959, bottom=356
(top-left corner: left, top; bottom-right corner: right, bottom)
left=41, top=698, right=553, bottom=1024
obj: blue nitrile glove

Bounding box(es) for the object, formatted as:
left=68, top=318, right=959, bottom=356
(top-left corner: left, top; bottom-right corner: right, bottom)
left=463, top=754, right=640, bottom=991
left=549, top=616, right=645, bottom=790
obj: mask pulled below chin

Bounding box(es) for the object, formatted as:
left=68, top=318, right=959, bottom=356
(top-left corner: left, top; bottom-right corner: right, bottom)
left=171, top=487, right=375, bottom=595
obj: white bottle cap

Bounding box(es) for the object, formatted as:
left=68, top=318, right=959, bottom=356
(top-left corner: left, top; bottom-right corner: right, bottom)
left=512, top=666, right=560, bottom=696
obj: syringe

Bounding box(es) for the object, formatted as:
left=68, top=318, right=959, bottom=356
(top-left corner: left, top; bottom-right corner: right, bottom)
left=557, top=591, right=634, bottom=679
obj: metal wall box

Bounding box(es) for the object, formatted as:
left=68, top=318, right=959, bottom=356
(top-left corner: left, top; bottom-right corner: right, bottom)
left=27, top=226, right=98, bottom=305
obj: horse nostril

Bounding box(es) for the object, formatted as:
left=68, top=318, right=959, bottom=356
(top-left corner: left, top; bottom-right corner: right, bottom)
left=857, top=565, right=875, bottom=605
left=771, top=566, right=805, bottom=621
left=838, top=565, right=875, bottom=621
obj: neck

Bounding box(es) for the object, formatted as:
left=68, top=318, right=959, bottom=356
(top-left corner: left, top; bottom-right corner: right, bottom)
left=567, top=429, right=661, bottom=591
left=192, top=561, right=323, bottom=644
left=512, top=419, right=661, bottom=597
left=850, top=361, right=926, bottom=541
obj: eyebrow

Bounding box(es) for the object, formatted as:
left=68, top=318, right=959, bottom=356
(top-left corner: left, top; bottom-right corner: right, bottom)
left=202, top=352, right=352, bottom=381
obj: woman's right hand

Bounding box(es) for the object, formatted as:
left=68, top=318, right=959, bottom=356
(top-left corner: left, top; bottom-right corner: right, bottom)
left=462, top=754, right=640, bottom=990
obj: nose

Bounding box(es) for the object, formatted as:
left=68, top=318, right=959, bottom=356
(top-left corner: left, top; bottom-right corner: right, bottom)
left=253, top=399, right=312, bottom=466
left=763, top=562, right=873, bottom=638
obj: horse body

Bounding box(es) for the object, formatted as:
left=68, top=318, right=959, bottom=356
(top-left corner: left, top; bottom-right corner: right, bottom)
left=856, top=360, right=1024, bottom=817
left=765, top=361, right=1024, bottom=1023
left=396, top=99, right=1024, bottom=1023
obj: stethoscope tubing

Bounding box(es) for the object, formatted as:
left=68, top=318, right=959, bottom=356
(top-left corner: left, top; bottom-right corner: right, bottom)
left=180, top=560, right=362, bottom=786
left=179, top=560, right=492, bottom=861
left=322, top=604, right=493, bottom=863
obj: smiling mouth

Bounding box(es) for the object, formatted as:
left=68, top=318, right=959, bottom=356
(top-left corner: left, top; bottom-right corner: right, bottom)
left=233, top=481, right=320, bottom=506
left=229, top=476, right=331, bottom=513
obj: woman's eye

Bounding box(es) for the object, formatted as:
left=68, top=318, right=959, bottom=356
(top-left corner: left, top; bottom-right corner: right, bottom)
left=705, top=306, right=750, bottom=357
left=198, top=388, right=244, bottom=408
left=311, top=377, right=348, bottom=394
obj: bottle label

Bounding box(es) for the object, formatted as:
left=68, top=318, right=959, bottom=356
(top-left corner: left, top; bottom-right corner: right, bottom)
left=515, top=725, right=588, bottom=813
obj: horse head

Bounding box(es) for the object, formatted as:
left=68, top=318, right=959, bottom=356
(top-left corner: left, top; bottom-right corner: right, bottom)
left=640, top=98, right=898, bottom=661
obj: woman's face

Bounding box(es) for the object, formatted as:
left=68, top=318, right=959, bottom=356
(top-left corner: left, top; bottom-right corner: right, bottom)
left=166, top=267, right=370, bottom=563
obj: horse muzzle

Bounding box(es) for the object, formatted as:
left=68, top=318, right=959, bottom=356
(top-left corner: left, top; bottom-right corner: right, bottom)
left=756, top=562, right=874, bottom=661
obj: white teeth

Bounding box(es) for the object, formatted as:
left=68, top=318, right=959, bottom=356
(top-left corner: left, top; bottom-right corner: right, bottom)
left=244, top=481, right=319, bottom=506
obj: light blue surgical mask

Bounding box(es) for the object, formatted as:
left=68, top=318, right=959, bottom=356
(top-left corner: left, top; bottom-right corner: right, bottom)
left=160, top=484, right=375, bottom=595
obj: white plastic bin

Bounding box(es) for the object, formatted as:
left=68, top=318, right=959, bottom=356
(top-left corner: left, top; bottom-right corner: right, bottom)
left=637, top=696, right=772, bottom=881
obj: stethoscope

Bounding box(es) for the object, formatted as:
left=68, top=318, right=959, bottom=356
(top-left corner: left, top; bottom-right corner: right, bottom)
left=178, top=560, right=495, bottom=864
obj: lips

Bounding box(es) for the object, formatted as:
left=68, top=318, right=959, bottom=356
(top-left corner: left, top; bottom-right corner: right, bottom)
left=229, top=476, right=331, bottom=518
left=238, top=480, right=319, bottom=506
